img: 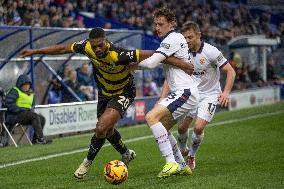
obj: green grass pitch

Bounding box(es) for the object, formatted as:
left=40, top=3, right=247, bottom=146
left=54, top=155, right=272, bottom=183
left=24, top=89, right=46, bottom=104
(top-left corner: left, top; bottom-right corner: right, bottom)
left=0, top=101, right=284, bottom=189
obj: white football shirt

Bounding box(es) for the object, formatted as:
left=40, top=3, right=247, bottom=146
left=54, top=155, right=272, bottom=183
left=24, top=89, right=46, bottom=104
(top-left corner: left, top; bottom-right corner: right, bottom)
left=189, top=42, right=228, bottom=96
left=156, top=31, right=197, bottom=92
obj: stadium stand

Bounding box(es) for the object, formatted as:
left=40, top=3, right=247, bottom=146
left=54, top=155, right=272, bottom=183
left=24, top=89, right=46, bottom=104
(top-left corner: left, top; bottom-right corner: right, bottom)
left=0, top=0, right=283, bottom=97
left=1, top=1, right=283, bottom=44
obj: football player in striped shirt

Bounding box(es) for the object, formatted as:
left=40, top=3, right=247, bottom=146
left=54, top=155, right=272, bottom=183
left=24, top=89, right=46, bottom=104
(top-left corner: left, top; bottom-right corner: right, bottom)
left=19, top=27, right=194, bottom=179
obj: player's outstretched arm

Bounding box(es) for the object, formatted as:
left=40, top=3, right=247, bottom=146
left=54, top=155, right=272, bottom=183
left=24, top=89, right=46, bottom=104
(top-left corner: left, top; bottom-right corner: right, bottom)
left=19, top=44, right=73, bottom=58
left=137, top=53, right=194, bottom=75
left=139, top=50, right=154, bottom=61
left=219, top=63, right=236, bottom=107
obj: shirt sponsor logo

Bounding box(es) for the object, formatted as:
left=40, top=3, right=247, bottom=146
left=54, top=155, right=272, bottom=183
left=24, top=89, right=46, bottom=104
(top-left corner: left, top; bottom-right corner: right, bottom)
left=200, top=58, right=206, bottom=64
left=161, top=43, right=170, bottom=49
left=193, top=71, right=205, bottom=75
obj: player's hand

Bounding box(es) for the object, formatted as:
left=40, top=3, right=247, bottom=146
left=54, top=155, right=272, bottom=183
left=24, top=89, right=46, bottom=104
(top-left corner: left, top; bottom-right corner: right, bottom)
left=154, top=98, right=163, bottom=108
left=183, top=63, right=194, bottom=75
left=218, top=92, right=229, bottom=107
left=127, top=63, right=139, bottom=72
left=19, top=48, right=35, bottom=58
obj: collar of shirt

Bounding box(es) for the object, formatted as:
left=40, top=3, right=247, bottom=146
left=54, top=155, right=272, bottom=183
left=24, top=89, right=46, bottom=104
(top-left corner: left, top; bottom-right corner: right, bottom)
left=161, top=30, right=176, bottom=40
left=189, top=41, right=204, bottom=57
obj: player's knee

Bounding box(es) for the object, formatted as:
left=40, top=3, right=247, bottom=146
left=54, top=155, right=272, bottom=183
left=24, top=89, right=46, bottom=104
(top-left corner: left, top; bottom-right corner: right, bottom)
left=194, top=119, right=207, bottom=135
left=96, top=121, right=107, bottom=138
left=178, top=124, right=188, bottom=134
left=145, top=113, right=152, bottom=126
left=194, top=126, right=204, bottom=135
left=178, top=119, right=191, bottom=134
left=106, top=128, right=115, bottom=138
left=145, top=111, right=158, bottom=126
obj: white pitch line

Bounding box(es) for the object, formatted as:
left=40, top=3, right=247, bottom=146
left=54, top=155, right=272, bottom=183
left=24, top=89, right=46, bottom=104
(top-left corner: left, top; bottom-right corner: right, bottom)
left=0, top=110, right=283, bottom=169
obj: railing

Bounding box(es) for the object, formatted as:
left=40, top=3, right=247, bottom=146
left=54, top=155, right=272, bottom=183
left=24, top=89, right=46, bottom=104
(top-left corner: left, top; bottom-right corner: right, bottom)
left=0, top=26, right=148, bottom=104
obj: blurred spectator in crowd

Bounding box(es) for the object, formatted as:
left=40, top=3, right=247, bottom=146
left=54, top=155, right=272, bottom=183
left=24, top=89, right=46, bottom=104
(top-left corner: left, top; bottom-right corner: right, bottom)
left=59, top=64, right=73, bottom=79
left=234, top=64, right=251, bottom=90
left=143, top=79, right=150, bottom=96
left=51, top=64, right=72, bottom=91
left=1, top=0, right=282, bottom=44
left=5, top=74, right=51, bottom=144
left=248, top=65, right=264, bottom=88
left=76, top=63, right=91, bottom=86
left=148, top=78, right=160, bottom=96
left=76, top=63, right=94, bottom=100
left=267, top=56, right=280, bottom=84
left=103, top=22, right=112, bottom=29
left=1, top=0, right=84, bottom=28
left=279, top=23, right=284, bottom=48
left=229, top=51, right=242, bottom=70
left=61, top=69, right=88, bottom=103
left=143, top=78, right=160, bottom=96
left=75, top=15, right=85, bottom=28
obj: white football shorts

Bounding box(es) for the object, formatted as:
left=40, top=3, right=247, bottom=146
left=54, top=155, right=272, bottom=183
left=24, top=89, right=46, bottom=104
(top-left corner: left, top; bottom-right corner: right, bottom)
left=187, top=94, right=219, bottom=122
left=159, top=87, right=199, bottom=122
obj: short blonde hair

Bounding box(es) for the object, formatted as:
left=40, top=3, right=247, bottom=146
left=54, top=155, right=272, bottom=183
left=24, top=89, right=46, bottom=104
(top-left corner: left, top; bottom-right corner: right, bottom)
left=181, top=21, right=200, bottom=33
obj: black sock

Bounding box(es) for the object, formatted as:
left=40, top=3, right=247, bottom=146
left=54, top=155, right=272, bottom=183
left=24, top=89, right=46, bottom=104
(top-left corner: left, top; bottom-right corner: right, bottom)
left=87, top=134, right=106, bottom=161
left=107, top=129, right=128, bottom=155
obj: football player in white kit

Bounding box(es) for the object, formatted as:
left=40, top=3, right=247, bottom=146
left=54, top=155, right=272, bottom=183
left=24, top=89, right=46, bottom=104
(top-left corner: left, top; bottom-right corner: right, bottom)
left=136, top=8, right=199, bottom=178
left=176, top=21, right=236, bottom=170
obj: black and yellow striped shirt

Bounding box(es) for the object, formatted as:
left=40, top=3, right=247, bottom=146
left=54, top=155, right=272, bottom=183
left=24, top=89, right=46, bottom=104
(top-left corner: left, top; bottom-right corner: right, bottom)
left=71, top=40, right=140, bottom=97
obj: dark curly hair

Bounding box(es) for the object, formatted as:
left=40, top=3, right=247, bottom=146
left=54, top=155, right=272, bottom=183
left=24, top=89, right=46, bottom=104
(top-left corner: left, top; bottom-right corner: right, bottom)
left=89, top=27, right=106, bottom=39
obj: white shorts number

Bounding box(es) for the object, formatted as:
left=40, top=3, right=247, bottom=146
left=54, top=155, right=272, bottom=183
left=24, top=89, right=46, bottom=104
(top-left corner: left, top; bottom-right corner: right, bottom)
left=118, top=96, right=130, bottom=109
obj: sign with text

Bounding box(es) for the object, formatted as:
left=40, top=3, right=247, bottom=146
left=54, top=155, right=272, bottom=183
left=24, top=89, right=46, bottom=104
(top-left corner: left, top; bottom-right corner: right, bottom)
left=228, top=87, right=280, bottom=111
left=35, top=101, right=98, bottom=136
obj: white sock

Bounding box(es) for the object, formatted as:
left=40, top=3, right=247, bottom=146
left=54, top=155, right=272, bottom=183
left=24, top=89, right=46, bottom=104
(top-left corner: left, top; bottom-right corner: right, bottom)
left=150, top=122, right=176, bottom=163
left=168, top=132, right=187, bottom=169
left=189, top=131, right=204, bottom=157
left=177, top=130, right=189, bottom=152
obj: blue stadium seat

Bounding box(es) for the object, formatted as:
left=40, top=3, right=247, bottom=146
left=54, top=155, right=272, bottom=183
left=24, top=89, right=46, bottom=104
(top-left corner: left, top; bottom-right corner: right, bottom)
left=48, top=90, right=62, bottom=104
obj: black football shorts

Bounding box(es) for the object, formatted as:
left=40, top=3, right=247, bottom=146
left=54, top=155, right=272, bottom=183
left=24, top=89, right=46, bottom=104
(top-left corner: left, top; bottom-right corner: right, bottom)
left=97, top=92, right=135, bottom=118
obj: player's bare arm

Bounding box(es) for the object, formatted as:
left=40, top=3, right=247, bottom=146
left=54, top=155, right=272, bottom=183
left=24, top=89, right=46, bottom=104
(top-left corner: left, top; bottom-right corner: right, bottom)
left=139, top=50, right=154, bottom=61
left=19, top=44, right=73, bottom=58
left=163, top=57, right=194, bottom=75
left=136, top=50, right=194, bottom=75
left=219, top=63, right=236, bottom=107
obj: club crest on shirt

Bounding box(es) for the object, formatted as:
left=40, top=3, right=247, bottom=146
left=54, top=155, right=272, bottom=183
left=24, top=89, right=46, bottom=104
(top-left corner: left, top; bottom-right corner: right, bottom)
left=217, top=53, right=224, bottom=62
left=200, top=58, right=206, bottom=64
left=161, top=43, right=170, bottom=49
